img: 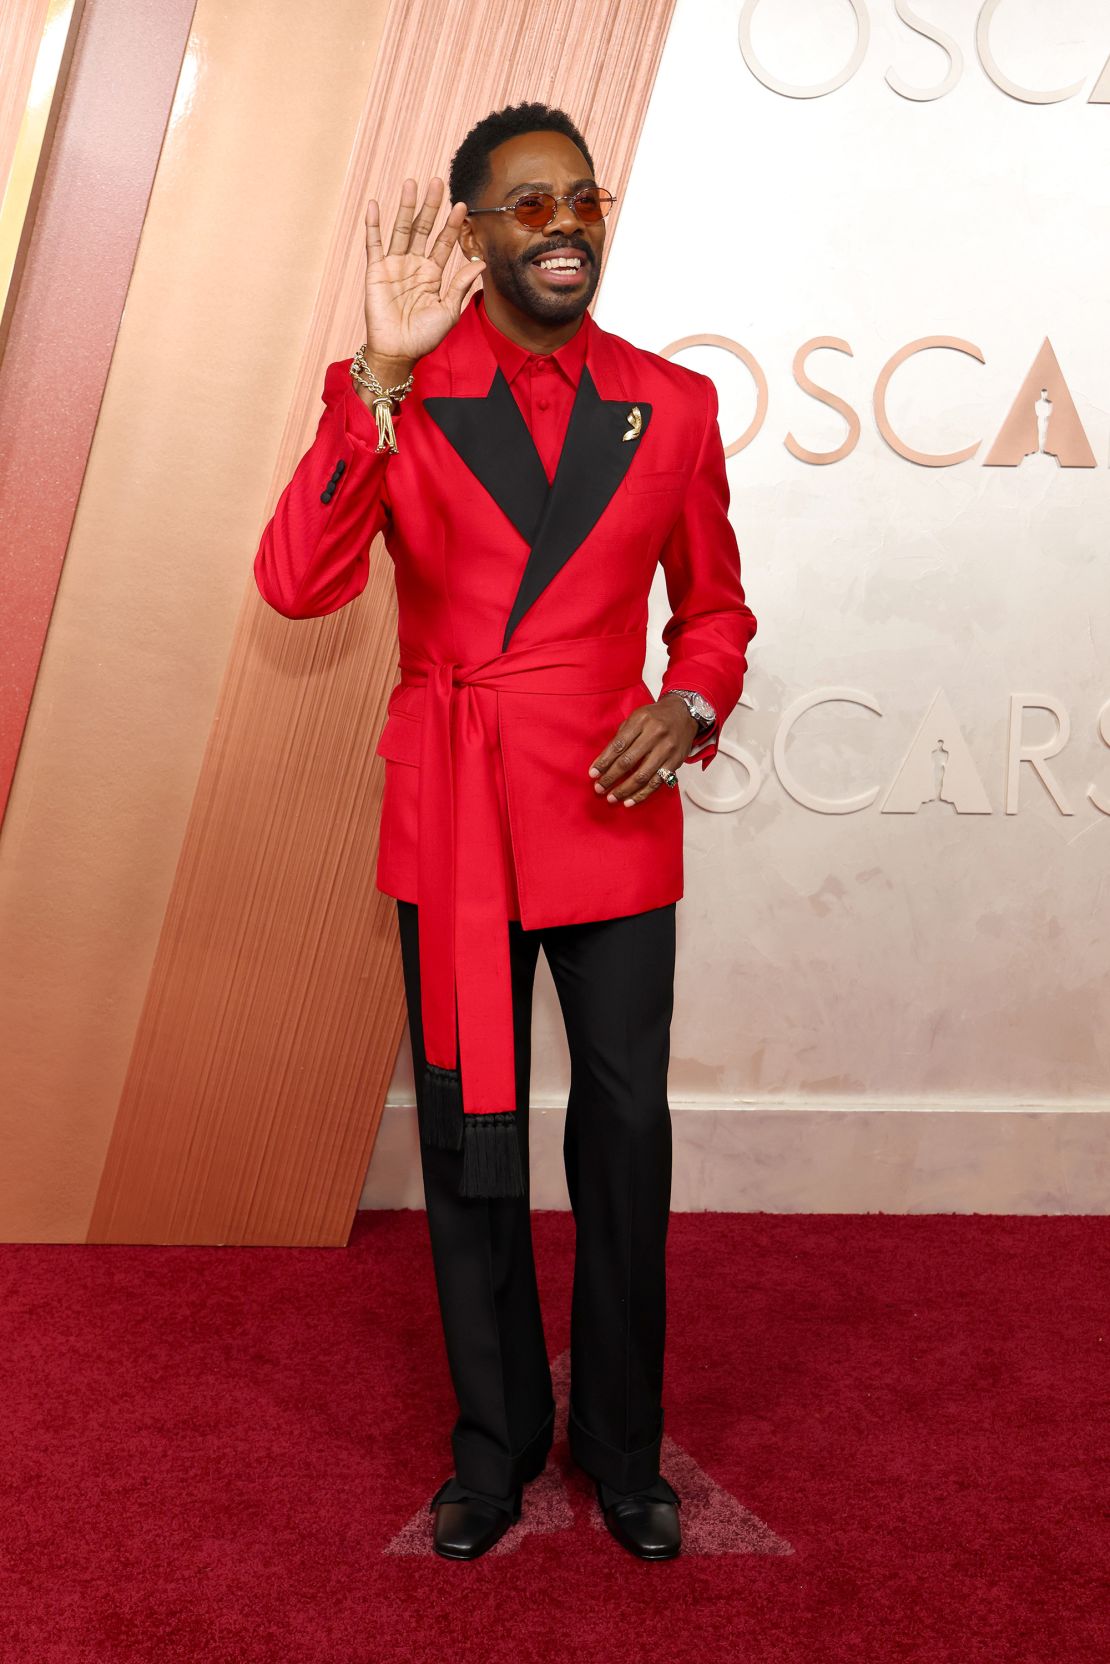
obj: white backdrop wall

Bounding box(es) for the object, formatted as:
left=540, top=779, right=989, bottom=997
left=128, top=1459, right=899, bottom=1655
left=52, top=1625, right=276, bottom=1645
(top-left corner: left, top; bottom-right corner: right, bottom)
left=369, top=0, right=1110, bottom=1206
left=595, top=0, right=1110, bottom=1108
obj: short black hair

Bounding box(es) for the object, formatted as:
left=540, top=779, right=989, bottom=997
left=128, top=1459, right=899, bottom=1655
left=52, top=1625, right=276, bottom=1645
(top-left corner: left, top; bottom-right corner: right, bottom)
left=449, top=101, right=595, bottom=209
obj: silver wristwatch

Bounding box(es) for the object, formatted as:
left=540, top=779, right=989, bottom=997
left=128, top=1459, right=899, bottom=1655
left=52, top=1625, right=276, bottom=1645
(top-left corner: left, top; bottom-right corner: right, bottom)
left=663, top=687, right=717, bottom=732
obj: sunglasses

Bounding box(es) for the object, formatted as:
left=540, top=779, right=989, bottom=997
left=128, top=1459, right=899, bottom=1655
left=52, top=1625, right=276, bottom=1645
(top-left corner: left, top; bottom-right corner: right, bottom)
left=468, top=186, right=615, bottom=230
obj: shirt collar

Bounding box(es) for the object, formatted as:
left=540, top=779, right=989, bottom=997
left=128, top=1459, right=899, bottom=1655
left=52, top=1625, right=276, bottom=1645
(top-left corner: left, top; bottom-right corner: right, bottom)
left=476, top=290, right=589, bottom=390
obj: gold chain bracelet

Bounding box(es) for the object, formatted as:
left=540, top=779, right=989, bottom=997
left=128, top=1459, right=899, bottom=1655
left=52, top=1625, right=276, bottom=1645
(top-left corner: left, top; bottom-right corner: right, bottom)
left=350, top=343, right=414, bottom=454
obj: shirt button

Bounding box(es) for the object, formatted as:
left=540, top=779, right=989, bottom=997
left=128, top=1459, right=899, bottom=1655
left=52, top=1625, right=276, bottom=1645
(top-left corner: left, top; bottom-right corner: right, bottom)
left=537, top=397, right=549, bottom=410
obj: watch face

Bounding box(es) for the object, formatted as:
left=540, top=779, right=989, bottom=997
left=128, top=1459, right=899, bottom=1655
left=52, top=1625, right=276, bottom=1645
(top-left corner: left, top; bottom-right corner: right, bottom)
left=667, top=689, right=715, bottom=727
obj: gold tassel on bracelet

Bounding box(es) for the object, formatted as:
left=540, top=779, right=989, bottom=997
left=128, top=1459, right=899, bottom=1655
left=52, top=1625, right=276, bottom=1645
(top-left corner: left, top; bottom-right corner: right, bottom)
left=350, top=344, right=414, bottom=454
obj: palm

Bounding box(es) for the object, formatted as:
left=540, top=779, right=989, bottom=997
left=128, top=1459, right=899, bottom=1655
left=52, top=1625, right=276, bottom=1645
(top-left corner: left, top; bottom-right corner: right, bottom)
left=363, top=177, right=483, bottom=368
left=365, top=251, right=464, bottom=363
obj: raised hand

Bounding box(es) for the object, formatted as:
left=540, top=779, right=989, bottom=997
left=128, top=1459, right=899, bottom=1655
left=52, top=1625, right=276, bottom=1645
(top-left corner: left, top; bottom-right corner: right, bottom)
left=361, top=176, right=484, bottom=385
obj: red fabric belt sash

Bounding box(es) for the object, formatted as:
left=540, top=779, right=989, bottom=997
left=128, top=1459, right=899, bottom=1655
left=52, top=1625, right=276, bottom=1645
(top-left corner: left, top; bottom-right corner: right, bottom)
left=397, top=631, right=647, bottom=1118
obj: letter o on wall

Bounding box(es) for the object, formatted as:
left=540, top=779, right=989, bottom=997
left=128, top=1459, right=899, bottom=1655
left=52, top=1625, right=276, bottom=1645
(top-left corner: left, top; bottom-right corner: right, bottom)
left=739, top=0, right=870, bottom=99
left=659, top=334, right=769, bottom=457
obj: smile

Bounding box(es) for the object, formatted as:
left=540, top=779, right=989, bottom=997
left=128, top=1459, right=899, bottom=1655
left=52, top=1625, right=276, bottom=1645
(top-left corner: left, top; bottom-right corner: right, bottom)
left=531, top=253, right=588, bottom=286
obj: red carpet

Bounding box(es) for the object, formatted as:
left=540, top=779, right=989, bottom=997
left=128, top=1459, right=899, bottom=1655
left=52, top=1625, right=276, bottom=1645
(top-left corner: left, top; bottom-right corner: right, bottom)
left=1, top=1210, right=1106, bottom=1663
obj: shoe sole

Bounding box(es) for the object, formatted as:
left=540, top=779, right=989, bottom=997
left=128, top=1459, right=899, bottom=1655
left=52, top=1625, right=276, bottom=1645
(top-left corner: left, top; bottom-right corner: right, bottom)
left=433, top=1544, right=501, bottom=1560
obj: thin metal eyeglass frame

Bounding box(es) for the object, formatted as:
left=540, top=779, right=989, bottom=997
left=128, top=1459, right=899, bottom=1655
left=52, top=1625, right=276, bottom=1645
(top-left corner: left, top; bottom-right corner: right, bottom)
left=466, top=188, right=616, bottom=228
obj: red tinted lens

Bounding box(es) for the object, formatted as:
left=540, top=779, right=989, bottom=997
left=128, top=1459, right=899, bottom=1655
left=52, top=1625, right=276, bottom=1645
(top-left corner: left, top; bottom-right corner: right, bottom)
left=572, top=188, right=608, bottom=222
left=513, top=193, right=555, bottom=227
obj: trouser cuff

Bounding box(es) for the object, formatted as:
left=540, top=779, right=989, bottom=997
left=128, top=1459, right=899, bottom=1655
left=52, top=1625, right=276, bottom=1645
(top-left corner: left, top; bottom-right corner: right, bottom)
left=429, top=1476, right=521, bottom=1517
left=567, top=1402, right=664, bottom=1493
left=452, top=1401, right=555, bottom=1496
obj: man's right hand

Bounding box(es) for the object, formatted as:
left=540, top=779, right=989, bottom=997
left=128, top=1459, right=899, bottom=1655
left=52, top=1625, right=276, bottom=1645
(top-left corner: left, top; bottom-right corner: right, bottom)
left=360, top=177, right=485, bottom=391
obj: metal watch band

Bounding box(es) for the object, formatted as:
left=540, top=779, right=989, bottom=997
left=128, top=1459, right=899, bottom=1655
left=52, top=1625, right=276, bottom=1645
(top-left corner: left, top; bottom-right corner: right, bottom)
left=664, top=687, right=717, bottom=732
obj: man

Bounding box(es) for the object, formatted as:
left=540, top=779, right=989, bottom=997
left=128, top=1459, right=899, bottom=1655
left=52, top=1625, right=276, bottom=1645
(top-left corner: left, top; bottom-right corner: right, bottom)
left=254, top=101, right=756, bottom=1562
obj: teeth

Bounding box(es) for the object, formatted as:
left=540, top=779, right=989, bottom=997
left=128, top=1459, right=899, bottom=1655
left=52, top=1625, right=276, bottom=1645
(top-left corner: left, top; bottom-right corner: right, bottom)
left=537, top=257, right=581, bottom=270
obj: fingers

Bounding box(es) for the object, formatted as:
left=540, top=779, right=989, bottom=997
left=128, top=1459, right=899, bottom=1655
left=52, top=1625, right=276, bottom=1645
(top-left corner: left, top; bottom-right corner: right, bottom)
left=428, top=200, right=471, bottom=272
left=365, top=196, right=384, bottom=265
left=369, top=181, right=469, bottom=271
left=601, top=742, right=676, bottom=804
left=589, top=719, right=637, bottom=787
left=617, top=756, right=678, bottom=805
left=444, top=245, right=485, bottom=309
left=409, top=176, right=446, bottom=256
left=589, top=708, right=685, bottom=804
left=589, top=741, right=653, bottom=802
left=386, top=177, right=419, bottom=257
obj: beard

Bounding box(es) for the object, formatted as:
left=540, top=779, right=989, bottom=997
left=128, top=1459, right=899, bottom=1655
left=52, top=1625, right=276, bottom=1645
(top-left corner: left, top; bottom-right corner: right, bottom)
left=483, top=235, right=601, bottom=325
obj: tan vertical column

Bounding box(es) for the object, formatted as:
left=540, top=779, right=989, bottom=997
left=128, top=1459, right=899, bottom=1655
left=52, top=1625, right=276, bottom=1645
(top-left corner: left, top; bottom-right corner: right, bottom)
left=89, top=0, right=678, bottom=1247
left=0, top=0, right=193, bottom=813
left=0, top=0, right=387, bottom=1243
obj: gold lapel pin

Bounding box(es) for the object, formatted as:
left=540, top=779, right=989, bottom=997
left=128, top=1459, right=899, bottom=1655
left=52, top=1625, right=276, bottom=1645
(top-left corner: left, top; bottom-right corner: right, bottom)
left=622, top=405, right=643, bottom=442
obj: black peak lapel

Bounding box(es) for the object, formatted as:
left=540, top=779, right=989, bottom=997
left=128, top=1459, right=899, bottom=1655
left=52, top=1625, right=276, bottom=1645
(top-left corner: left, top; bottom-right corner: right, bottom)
left=424, top=369, right=550, bottom=547
left=501, top=367, right=652, bottom=651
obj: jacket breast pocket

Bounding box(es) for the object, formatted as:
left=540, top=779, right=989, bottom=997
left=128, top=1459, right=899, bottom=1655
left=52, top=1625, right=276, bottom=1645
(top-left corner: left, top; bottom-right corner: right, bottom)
left=624, top=467, right=688, bottom=495
left=375, top=710, right=422, bottom=766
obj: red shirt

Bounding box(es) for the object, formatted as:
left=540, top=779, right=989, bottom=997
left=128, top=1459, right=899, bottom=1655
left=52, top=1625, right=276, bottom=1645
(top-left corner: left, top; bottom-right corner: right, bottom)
left=476, top=293, right=588, bottom=484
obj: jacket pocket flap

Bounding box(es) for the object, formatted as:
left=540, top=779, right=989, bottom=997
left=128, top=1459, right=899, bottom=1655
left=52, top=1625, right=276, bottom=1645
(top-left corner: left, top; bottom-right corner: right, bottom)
left=374, top=711, right=422, bottom=765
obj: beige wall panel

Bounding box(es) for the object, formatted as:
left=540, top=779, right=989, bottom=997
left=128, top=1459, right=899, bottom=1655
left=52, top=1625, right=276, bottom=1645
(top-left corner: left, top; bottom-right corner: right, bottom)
left=0, top=0, right=388, bottom=1241
left=90, top=0, right=678, bottom=1246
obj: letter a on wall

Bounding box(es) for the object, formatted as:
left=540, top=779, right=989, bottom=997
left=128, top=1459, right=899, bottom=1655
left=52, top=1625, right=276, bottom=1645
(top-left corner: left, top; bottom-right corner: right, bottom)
left=984, top=338, right=1097, bottom=468
left=882, top=690, right=992, bottom=815
left=1088, top=51, right=1110, bottom=102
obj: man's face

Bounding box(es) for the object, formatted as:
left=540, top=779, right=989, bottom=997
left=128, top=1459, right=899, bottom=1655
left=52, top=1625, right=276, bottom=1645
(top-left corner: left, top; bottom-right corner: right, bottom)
left=461, top=130, right=605, bottom=326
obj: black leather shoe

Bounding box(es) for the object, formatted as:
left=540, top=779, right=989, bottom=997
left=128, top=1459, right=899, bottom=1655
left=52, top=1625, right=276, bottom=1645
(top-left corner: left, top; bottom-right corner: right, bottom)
left=596, top=1475, right=682, bottom=1560
left=430, top=1476, right=523, bottom=1560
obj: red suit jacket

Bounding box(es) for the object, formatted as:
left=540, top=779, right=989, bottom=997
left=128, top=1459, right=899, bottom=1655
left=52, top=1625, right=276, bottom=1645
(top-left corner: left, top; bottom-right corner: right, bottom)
left=254, top=292, right=756, bottom=1125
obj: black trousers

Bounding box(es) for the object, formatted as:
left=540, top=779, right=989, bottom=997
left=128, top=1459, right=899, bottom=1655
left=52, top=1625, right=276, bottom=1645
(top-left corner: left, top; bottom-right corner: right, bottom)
left=395, top=896, right=677, bottom=1497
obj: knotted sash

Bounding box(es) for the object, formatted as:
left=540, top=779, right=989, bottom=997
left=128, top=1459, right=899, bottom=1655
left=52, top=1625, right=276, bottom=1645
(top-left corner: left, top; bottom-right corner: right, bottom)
left=397, top=630, right=647, bottom=1199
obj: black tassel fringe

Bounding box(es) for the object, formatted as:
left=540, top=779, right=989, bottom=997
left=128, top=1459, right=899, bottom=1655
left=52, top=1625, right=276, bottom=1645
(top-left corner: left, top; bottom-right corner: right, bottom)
left=421, top=1062, right=464, bottom=1151
left=459, top=1112, right=525, bottom=1200
left=421, top=1064, right=525, bottom=1198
